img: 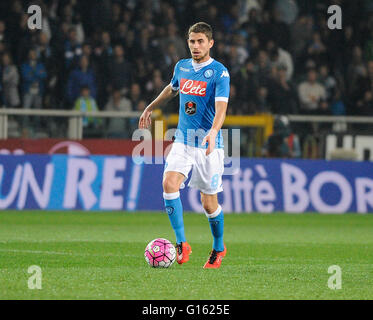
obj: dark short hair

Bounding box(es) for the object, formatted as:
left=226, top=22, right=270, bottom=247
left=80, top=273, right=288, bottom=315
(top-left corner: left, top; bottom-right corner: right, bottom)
left=188, top=22, right=213, bottom=40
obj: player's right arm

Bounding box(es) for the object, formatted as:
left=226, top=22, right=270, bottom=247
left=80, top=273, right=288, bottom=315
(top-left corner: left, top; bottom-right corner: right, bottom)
left=139, top=61, right=181, bottom=129
left=138, top=84, right=178, bottom=129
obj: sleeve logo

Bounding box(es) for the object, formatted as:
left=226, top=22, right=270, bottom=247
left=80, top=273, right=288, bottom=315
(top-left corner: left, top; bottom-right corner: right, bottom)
left=221, top=70, right=230, bottom=78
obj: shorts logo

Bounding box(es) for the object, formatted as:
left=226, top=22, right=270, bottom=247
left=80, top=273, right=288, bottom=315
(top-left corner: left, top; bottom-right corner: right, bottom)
left=180, top=78, right=207, bottom=96
left=185, top=101, right=197, bottom=115
left=204, top=69, right=214, bottom=78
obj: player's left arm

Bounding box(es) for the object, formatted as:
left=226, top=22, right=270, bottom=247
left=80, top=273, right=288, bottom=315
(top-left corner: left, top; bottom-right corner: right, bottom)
left=202, top=68, right=230, bottom=156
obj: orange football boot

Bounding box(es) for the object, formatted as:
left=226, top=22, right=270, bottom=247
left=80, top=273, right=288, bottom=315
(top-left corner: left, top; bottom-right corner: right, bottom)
left=203, top=245, right=227, bottom=269
left=175, top=242, right=192, bottom=264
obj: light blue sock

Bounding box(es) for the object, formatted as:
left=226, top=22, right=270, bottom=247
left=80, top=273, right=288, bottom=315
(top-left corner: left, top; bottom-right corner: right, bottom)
left=207, top=206, right=224, bottom=252
left=163, top=192, right=186, bottom=244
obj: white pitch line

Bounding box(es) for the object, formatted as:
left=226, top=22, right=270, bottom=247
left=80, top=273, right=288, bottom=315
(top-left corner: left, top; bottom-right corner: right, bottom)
left=0, top=248, right=137, bottom=258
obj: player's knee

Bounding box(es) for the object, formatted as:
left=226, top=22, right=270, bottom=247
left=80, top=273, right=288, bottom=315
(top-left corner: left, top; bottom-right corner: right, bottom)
left=162, top=177, right=179, bottom=193
left=201, top=197, right=218, bottom=215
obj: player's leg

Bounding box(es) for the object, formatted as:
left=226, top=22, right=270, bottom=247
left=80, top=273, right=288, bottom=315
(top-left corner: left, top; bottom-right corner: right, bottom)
left=163, top=143, right=193, bottom=264
left=188, top=147, right=226, bottom=268
left=163, top=171, right=186, bottom=244
left=201, top=193, right=225, bottom=251
left=201, top=193, right=226, bottom=269
left=163, top=171, right=192, bottom=264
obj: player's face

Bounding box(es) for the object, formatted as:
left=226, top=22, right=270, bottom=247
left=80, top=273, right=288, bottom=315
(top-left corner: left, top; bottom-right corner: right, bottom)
left=188, top=32, right=214, bottom=63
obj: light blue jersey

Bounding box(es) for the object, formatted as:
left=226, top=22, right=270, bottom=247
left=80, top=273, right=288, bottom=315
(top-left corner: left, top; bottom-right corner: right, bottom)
left=170, top=58, right=230, bottom=148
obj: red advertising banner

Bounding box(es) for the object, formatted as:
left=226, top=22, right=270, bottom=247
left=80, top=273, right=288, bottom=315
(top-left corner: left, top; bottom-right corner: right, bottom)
left=0, top=139, right=172, bottom=156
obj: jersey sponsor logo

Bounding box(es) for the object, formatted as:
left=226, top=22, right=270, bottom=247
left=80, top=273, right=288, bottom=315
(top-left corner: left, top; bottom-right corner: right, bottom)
left=204, top=69, right=214, bottom=78
left=180, top=67, right=190, bottom=72
left=221, top=70, right=229, bottom=78
left=180, top=78, right=207, bottom=96
left=185, top=101, right=197, bottom=115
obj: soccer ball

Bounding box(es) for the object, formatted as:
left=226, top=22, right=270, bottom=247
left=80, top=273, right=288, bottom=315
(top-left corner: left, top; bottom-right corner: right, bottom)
left=144, top=238, right=176, bottom=268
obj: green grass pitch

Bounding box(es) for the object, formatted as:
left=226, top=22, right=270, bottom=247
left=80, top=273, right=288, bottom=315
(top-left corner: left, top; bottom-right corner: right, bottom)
left=0, top=211, right=372, bottom=300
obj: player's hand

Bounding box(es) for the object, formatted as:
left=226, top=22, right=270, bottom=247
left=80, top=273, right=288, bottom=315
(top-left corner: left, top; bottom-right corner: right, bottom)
left=202, top=129, right=217, bottom=156
left=138, top=107, right=152, bottom=129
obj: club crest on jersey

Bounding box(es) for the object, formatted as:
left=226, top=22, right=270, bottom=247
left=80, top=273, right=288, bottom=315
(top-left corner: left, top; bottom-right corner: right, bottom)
left=185, top=101, right=197, bottom=115
left=180, top=78, right=207, bottom=96
left=204, top=69, right=214, bottom=78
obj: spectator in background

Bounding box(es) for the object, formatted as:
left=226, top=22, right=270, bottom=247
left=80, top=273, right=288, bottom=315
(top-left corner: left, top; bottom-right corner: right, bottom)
left=0, top=20, right=9, bottom=48
left=105, top=89, right=132, bottom=138
left=238, top=0, right=262, bottom=26
left=129, top=98, right=147, bottom=132
left=123, top=29, right=135, bottom=62
left=64, top=27, right=82, bottom=70
left=94, top=31, right=113, bottom=63
left=146, top=69, right=165, bottom=101
left=255, top=86, right=271, bottom=113
left=2, top=52, right=20, bottom=108
left=267, top=40, right=294, bottom=81
left=356, top=90, right=373, bottom=116
left=17, top=15, right=39, bottom=64
left=318, top=64, right=337, bottom=102
left=81, top=42, right=99, bottom=75
left=227, top=45, right=244, bottom=76
left=74, top=85, right=101, bottom=129
left=274, top=0, right=299, bottom=25
left=128, top=83, right=142, bottom=108
left=113, top=22, right=128, bottom=45
left=306, top=32, right=327, bottom=66
left=227, top=84, right=245, bottom=115
left=213, top=41, right=228, bottom=67
left=21, top=49, right=46, bottom=110
left=255, top=50, right=272, bottom=85
left=134, top=99, right=147, bottom=113
left=37, top=1, right=53, bottom=43
left=262, top=116, right=301, bottom=158
left=248, top=34, right=260, bottom=59
left=298, top=68, right=327, bottom=114
left=35, top=32, right=53, bottom=67
left=94, top=31, right=114, bottom=106
left=330, top=89, right=346, bottom=116
left=354, top=60, right=373, bottom=99
left=135, top=28, right=161, bottom=62
left=61, top=4, right=85, bottom=44
left=67, top=55, right=97, bottom=106
left=270, top=66, right=298, bottom=114
left=364, top=28, right=373, bottom=62
left=235, top=58, right=258, bottom=113
left=162, top=43, right=180, bottom=73
left=347, top=46, right=366, bottom=96
left=108, top=45, right=131, bottom=95
left=290, top=15, right=313, bottom=69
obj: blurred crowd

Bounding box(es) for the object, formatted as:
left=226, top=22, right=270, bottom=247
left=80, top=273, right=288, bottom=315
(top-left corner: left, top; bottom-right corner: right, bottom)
left=1, top=0, right=373, bottom=138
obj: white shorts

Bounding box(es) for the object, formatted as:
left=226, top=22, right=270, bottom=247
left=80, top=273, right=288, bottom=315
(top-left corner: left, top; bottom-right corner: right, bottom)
left=164, top=142, right=224, bottom=194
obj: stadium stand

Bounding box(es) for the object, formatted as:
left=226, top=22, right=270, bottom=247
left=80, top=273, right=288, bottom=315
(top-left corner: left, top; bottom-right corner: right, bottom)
left=0, top=0, right=372, bottom=155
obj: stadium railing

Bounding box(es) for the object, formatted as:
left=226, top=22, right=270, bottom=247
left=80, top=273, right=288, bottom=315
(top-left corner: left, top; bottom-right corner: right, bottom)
left=1, top=109, right=372, bottom=156
left=0, top=108, right=142, bottom=139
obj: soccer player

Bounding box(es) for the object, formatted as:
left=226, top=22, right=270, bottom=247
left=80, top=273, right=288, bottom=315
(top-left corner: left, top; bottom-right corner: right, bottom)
left=138, top=22, right=230, bottom=269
